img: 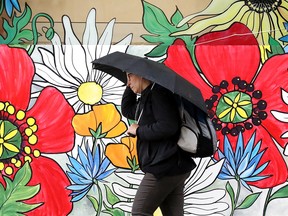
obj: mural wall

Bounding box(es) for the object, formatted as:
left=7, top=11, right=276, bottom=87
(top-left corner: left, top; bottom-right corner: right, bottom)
left=0, top=0, right=288, bottom=215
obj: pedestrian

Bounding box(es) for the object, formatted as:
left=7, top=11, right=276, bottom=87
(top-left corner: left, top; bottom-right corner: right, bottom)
left=121, top=72, right=196, bottom=216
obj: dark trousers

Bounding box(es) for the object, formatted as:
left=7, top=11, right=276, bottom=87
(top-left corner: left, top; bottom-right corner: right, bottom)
left=132, top=171, right=191, bottom=216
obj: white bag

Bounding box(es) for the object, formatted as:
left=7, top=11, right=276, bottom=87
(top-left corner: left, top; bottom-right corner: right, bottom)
left=177, top=99, right=217, bottom=158
left=178, top=109, right=199, bottom=153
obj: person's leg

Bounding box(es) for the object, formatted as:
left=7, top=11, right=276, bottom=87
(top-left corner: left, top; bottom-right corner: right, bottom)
left=132, top=173, right=164, bottom=216
left=132, top=171, right=191, bottom=216
left=159, top=171, right=190, bottom=216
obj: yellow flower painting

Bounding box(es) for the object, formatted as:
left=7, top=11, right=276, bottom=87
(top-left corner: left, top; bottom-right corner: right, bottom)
left=174, top=0, right=288, bottom=50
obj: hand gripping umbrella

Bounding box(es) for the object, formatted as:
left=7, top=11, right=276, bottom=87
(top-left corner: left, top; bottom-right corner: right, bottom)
left=92, top=51, right=207, bottom=113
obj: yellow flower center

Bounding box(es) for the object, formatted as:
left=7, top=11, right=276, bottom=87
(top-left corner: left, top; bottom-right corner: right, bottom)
left=78, top=82, right=103, bottom=105
left=0, top=101, right=41, bottom=176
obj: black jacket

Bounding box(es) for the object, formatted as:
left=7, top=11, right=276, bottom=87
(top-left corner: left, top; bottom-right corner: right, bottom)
left=121, top=83, right=195, bottom=178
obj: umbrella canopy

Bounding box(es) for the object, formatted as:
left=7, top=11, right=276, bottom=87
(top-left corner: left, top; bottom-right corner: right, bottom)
left=92, top=51, right=207, bottom=113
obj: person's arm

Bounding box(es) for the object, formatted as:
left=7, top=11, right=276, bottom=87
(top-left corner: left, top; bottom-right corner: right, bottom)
left=136, top=88, right=180, bottom=141
left=121, top=86, right=137, bottom=120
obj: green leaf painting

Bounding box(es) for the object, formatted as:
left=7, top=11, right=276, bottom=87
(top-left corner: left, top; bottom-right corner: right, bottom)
left=267, top=35, right=285, bottom=58
left=103, top=185, right=124, bottom=216
left=141, top=1, right=195, bottom=58
left=0, top=162, right=41, bottom=215
left=269, top=184, right=288, bottom=201
left=237, top=193, right=261, bottom=209
left=0, top=4, right=33, bottom=45
left=105, top=184, right=120, bottom=206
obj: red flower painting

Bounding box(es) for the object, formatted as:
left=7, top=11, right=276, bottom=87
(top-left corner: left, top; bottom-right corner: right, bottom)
left=164, top=22, right=288, bottom=188
left=0, top=45, right=75, bottom=215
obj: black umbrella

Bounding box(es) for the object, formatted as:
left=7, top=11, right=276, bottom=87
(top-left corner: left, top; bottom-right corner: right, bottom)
left=92, top=51, right=207, bottom=113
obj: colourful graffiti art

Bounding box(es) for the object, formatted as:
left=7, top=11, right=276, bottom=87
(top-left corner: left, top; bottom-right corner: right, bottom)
left=1, top=0, right=288, bottom=215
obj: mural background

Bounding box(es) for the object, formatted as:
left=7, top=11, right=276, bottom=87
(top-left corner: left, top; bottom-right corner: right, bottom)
left=1, top=0, right=288, bottom=215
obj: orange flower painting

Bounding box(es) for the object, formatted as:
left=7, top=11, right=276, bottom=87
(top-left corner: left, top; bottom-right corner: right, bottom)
left=72, top=103, right=127, bottom=138
left=106, top=136, right=139, bottom=171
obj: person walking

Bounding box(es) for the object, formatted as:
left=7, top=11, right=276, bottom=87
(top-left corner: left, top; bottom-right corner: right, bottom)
left=121, top=72, right=196, bottom=216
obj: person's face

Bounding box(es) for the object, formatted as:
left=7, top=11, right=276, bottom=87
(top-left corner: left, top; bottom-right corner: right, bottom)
left=126, top=73, right=142, bottom=94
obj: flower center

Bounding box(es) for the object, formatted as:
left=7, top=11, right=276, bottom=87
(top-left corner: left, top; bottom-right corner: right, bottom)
left=0, top=120, right=22, bottom=160
left=245, top=0, right=281, bottom=13
left=206, top=77, right=268, bottom=136
left=0, top=101, right=41, bottom=176
left=216, top=91, right=252, bottom=123
left=78, top=82, right=103, bottom=105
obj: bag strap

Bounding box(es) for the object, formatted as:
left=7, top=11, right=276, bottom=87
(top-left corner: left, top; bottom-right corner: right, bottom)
left=179, top=98, right=184, bottom=119
left=179, top=97, right=196, bottom=123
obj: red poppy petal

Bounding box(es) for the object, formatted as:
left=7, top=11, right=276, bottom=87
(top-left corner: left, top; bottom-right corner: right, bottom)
left=217, top=128, right=288, bottom=188
left=27, top=87, right=75, bottom=153
left=0, top=174, right=5, bottom=188
left=254, top=54, right=288, bottom=148
left=248, top=128, right=288, bottom=188
left=197, top=23, right=258, bottom=46
left=25, top=157, right=72, bottom=216
left=0, top=45, right=34, bottom=110
left=195, top=23, right=260, bottom=88
left=164, top=39, right=212, bottom=99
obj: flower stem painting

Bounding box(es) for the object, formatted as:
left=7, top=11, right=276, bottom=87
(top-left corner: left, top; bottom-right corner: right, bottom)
left=1, top=0, right=288, bottom=215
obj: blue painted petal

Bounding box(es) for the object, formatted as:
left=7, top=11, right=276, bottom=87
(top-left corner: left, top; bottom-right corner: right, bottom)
left=98, top=158, right=111, bottom=174
left=11, top=0, right=20, bottom=11
left=66, top=171, right=86, bottom=183
left=218, top=172, right=235, bottom=179
left=224, top=136, right=234, bottom=158
left=70, top=185, right=92, bottom=196
left=67, top=172, right=92, bottom=185
left=240, top=179, right=252, bottom=191
left=241, top=151, right=264, bottom=178
left=92, top=145, right=101, bottom=176
left=218, top=173, right=234, bottom=180
left=235, top=132, right=244, bottom=166
left=248, top=150, right=264, bottom=170
left=251, top=141, right=261, bottom=159
left=68, top=155, right=85, bottom=170
left=97, top=168, right=115, bottom=180
left=284, top=22, right=288, bottom=30
left=237, top=154, right=250, bottom=176
left=5, top=0, right=13, bottom=16
left=218, top=149, right=225, bottom=159
left=86, top=144, right=94, bottom=169
left=240, top=159, right=258, bottom=178
left=4, top=0, right=20, bottom=17
left=224, top=136, right=236, bottom=171
left=71, top=186, right=91, bottom=202
left=279, top=35, right=288, bottom=43
left=252, top=161, right=269, bottom=176
left=227, top=150, right=237, bottom=172
left=67, top=184, right=91, bottom=191
left=78, top=146, right=92, bottom=177
left=243, top=175, right=269, bottom=182
left=68, top=156, right=91, bottom=180
left=242, top=131, right=256, bottom=161
left=67, top=164, right=80, bottom=175
left=225, top=161, right=236, bottom=176
left=221, top=162, right=232, bottom=175
left=85, top=164, right=93, bottom=177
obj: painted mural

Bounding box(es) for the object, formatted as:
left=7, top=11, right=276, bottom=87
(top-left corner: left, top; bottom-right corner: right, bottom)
left=0, top=0, right=288, bottom=215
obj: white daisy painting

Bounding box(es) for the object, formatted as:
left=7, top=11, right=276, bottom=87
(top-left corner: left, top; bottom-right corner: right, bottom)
left=32, top=8, right=132, bottom=114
